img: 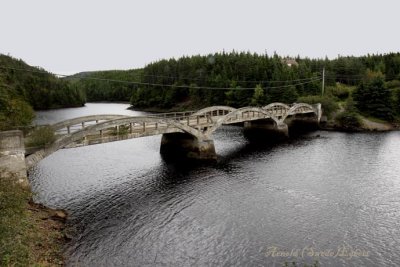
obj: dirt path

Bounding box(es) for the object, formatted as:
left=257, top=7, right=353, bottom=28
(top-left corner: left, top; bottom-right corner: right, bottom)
left=360, top=117, right=394, bottom=131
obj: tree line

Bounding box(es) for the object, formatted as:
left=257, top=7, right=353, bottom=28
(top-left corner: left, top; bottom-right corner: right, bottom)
left=0, top=54, right=85, bottom=130
left=67, top=69, right=143, bottom=102
left=1, top=51, right=400, bottom=130
left=131, top=52, right=321, bottom=109
left=71, top=52, right=400, bottom=118
left=138, top=52, right=400, bottom=107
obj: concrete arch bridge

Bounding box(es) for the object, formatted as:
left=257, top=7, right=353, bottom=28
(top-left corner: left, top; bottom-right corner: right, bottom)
left=25, top=103, right=321, bottom=168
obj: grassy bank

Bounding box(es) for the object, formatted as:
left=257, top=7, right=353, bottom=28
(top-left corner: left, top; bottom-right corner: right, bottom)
left=0, top=174, right=67, bottom=266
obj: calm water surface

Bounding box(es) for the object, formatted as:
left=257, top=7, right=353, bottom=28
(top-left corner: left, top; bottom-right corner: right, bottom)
left=34, top=102, right=147, bottom=125
left=30, top=103, right=400, bottom=266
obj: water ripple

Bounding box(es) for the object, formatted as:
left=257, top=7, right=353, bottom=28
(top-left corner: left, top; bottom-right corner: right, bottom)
left=29, top=126, right=400, bottom=267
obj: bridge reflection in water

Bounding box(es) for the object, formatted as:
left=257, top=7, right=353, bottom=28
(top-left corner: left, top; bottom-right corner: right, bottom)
left=26, top=103, right=321, bottom=168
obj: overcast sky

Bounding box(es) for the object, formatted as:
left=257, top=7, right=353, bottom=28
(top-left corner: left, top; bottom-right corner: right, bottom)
left=1, top=0, right=399, bottom=74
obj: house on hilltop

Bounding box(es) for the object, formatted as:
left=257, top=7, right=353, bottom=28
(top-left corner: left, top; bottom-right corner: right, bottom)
left=282, top=58, right=299, bottom=67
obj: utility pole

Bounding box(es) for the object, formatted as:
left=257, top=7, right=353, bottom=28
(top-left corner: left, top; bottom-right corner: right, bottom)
left=322, top=67, right=325, bottom=96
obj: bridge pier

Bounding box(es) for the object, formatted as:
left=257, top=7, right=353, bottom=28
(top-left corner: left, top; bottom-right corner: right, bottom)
left=285, top=115, right=319, bottom=135
left=160, top=133, right=217, bottom=161
left=0, top=130, right=28, bottom=185
left=243, top=119, right=289, bottom=142
left=276, top=122, right=289, bottom=137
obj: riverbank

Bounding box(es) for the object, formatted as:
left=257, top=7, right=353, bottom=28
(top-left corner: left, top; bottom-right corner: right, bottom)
left=321, top=115, right=399, bottom=132
left=0, top=174, right=67, bottom=266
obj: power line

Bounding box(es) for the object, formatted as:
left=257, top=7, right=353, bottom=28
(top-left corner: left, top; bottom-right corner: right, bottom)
left=0, top=65, right=320, bottom=84
left=0, top=65, right=321, bottom=90
left=68, top=74, right=321, bottom=90
left=130, top=73, right=321, bottom=84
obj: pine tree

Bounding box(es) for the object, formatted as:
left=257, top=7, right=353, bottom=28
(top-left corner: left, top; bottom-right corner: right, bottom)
left=251, top=84, right=265, bottom=106
left=353, top=71, right=394, bottom=120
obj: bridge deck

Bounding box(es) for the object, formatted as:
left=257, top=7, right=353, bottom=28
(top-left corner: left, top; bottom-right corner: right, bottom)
left=25, top=103, right=321, bottom=168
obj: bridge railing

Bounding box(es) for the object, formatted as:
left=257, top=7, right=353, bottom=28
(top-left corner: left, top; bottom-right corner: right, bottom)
left=148, top=111, right=196, bottom=119
left=22, top=103, right=322, bottom=154
left=32, top=103, right=320, bottom=138
left=51, top=108, right=276, bottom=136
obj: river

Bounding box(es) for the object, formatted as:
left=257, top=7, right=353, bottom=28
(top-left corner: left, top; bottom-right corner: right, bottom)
left=30, top=103, right=400, bottom=266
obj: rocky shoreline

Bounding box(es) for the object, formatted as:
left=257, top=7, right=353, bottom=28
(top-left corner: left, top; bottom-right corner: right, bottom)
left=320, top=119, right=399, bottom=132
left=26, top=200, right=70, bottom=266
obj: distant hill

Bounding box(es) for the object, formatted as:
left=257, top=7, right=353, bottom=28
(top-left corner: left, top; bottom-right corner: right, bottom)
left=0, top=54, right=85, bottom=110
left=0, top=54, right=85, bottom=130
left=65, top=52, right=400, bottom=113
left=66, top=69, right=143, bottom=102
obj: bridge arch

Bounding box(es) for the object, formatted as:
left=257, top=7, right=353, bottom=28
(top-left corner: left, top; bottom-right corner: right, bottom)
left=204, top=107, right=277, bottom=136
left=51, top=114, right=131, bottom=131
left=192, top=106, right=237, bottom=117
left=25, top=102, right=321, bottom=168
left=262, top=103, right=291, bottom=122
left=288, top=103, right=316, bottom=115
left=263, top=102, right=291, bottom=111
left=26, top=115, right=207, bottom=168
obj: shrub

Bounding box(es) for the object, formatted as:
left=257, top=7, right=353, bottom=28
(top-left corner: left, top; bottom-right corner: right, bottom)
left=111, top=125, right=129, bottom=136
left=386, top=80, right=400, bottom=89
left=0, top=97, right=35, bottom=131
left=336, top=111, right=362, bottom=130
left=26, top=126, right=55, bottom=148
left=297, top=95, right=339, bottom=118
left=326, top=83, right=353, bottom=100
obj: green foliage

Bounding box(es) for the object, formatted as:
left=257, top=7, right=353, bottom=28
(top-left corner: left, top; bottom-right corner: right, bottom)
left=394, top=88, right=400, bottom=114
left=251, top=84, right=265, bottom=106
left=0, top=54, right=87, bottom=132
left=386, top=79, right=400, bottom=89
left=281, top=85, right=299, bottom=103
left=188, top=83, right=205, bottom=107
left=0, top=91, right=35, bottom=130
left=130, top=87, right=149, bottom=107
left=297, top=95, right=339, bottom=118
left=326, top=83, right=354, bottom=100
left=125, top=52, right=400, bottom=111
left=26, top=126, right=56, bottom=148
left=0, top=172, right=64, bottom=266
left=353, top=70, right=394, bottom=121
left=4, top=51, right=400, bottom=122
left=0, top=173, right=31, bottom=266
left=130, top=52, right=313, bottom=109
left=111, top=125, right=130, bottom=136
left=0, top=54, right=85, bottom=110
left=343, top=96, right=358, bottom=113
left=335, top=97, right=362, bottom=130
left=266, top=85, right=300, bottom=104
left=336, top=111, right=362, bottom=130
left=17, top=51, right=394, bottom=117
left=68, top=69, right=143, bottom=102
left=225, top=86, right=252, bottom=107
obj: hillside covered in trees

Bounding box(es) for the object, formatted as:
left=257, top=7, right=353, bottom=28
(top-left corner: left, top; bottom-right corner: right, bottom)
left=2, top=51, right=400, bottom=130
left=131, top=52, right=400, bottom=109
left=0, top=54, right=85, bottom=130
left=71, top=51, right=400, bottom=124
left=68, top=52, right=400, bottom=114
left=67, top=69, right=143, bottom=102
